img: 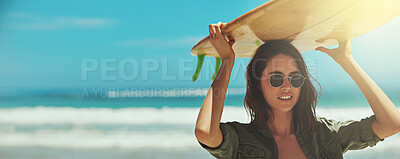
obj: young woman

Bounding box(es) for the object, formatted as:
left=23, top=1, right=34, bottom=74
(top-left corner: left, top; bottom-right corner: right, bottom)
left=194, top=22, right=400, bottom=159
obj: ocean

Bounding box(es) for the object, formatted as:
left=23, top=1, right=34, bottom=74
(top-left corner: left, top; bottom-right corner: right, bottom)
left=0, top=87, right=399, bottom=159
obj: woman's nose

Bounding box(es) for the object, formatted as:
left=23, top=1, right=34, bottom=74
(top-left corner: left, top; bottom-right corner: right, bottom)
left=280, top=78, right=291, bottom=91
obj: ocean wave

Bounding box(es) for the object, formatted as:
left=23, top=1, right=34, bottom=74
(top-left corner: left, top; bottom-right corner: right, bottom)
left=0, top=130, right=197, bottom=148
left=0, top=106, right=399, bottom=150
left=0, top=106, right=396, bottom=125
left=0, top=106, right=250, bottom=125
left=0, top=125, right=398, bottom=150
left=0, top=128, right=398, bottom=150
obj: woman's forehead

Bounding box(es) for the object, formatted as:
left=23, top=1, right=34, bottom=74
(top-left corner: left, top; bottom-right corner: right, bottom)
left=264, top=54, right=300, bottom=73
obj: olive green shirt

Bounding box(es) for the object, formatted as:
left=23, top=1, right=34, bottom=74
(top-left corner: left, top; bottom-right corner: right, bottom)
left=198, top=115, right=384, bottom=159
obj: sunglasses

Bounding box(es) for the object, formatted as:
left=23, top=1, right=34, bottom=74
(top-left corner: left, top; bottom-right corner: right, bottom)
left=262, top=74, right=305, bottom=88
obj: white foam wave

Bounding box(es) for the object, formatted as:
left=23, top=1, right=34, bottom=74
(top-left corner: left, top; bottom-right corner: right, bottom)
left=1, top=106, right=398, bottom=125
left=0, top=126, right=398, bottom=150
left=0, top=130, right=198, bottom=148
left=0, top=106, right=250, bottom=125
left=0, top=106, right=399, bottom=150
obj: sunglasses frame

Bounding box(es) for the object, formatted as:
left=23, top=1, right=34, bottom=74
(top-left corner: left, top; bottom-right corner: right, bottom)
left=262, top=74, right=305, bottom=88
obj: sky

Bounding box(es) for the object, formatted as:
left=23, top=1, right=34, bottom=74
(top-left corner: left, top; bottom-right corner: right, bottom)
left=1, top=0, right=400, bottom=92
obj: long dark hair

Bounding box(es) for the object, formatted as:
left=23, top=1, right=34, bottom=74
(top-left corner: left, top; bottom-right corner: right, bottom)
left=244, top=40, right=319, bottom=135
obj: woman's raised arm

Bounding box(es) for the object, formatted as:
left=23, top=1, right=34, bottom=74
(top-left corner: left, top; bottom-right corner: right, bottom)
left=316, top=40, right=400, bottom=139
left=194, top=22, right=235, bottom=148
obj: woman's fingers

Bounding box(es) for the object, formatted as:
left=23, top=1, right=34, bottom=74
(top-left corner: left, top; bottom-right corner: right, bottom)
left=209, top=23, right=223, bottom=40
left=228, top=40, right=235, bottom=46
left=210, top=22, right=233, bottom=45
left=315, top=46, right=333, bottom=54
left=215, top=24, right=222, bottom=37
left=212, top=25, right=217, bottom=38
left=209, top=24, right=214, bottom=39
left=210, top=24, right=222, bottom=41
left=211, top=26, right=217, bottom=40
left=207, top=22, right=235, bottom=59
left=339, top=40, right=351, bottom=49
left=209, top=25, right=212, bottom=39
left=227, top=35, right=235, bottom=46
left=315, top=38, right=330, bottom=43
left=215, top=22, right=224, bottom=36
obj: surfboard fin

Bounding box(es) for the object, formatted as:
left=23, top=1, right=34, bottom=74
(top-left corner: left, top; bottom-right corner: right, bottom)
left=192, top=54, right=206, bottom=82
left=211, top=57, right=221, bottom=81
left=255, top=40, right=262, bottom=47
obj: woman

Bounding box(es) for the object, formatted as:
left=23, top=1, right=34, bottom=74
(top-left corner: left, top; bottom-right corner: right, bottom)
left=194, top=22, right=400, bottom=159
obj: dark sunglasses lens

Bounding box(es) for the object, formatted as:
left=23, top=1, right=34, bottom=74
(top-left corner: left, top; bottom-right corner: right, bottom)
left=291, top=75, right=305, bottom=88
left=270, top=75, right=284, bottom=87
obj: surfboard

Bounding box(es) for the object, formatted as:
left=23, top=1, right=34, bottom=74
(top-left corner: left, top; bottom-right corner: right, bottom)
left=191, top=0, right=400, bottom=81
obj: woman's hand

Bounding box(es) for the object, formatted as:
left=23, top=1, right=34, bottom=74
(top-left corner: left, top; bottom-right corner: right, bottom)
left=209, top=22, right=235, bottom=60
left=315, top=40, right=353, bottom=64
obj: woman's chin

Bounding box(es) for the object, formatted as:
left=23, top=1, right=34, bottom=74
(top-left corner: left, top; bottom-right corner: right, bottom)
left=271, top=104, right=295, bottom=113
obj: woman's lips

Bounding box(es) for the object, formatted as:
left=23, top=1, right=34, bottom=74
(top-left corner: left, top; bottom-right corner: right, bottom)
left=277, top=97, right=292, bottom=102
left=277, top=94, right=293, bottom=102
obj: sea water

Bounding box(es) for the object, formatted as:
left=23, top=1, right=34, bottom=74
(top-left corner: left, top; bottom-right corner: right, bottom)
left=0, top=87, right=399, bottom=159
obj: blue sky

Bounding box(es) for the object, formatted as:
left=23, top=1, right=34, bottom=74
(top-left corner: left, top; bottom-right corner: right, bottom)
left=1, top=0, right=400, bottom=92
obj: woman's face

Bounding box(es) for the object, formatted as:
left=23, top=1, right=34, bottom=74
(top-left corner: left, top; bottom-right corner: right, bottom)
left=260, top=54, right=302, bottom=113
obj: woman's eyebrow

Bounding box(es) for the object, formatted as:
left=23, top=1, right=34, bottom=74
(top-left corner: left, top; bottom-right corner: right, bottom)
left=268, top=71, right=300, bottom=75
